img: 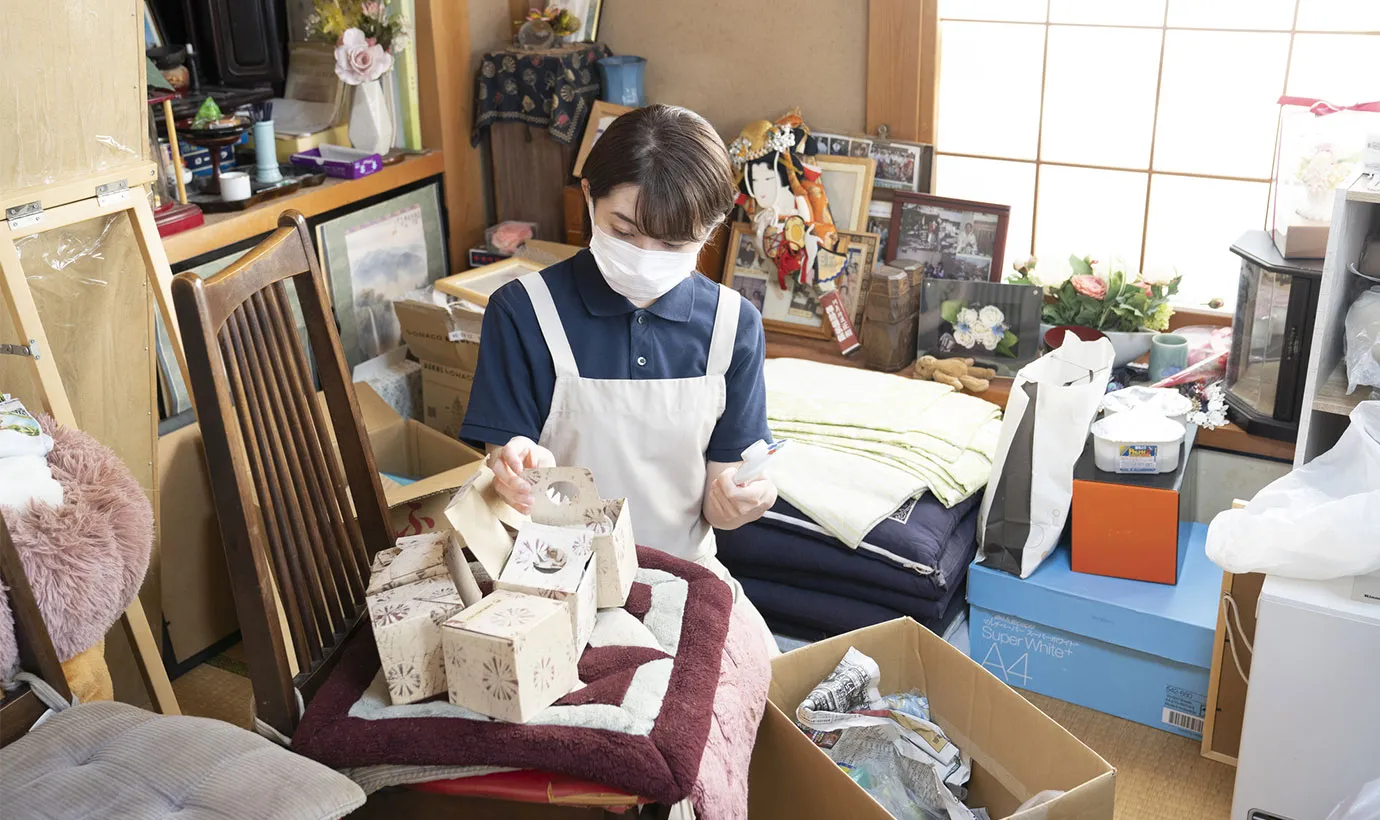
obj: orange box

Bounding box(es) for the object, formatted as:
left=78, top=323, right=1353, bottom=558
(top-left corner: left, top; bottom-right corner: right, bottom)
left=1071, top=429, right=1195, bottom=585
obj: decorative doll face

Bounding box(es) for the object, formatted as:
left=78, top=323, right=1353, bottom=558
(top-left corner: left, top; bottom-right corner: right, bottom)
left=748, top=161, right=782, bottom=209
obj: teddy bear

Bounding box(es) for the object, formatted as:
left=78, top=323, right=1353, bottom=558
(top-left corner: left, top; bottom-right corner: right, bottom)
left=911, top=355, right=996, bottom=393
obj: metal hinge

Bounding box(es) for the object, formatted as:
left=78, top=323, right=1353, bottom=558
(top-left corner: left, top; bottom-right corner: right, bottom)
left=5, top=201, right=43, bottom=230
left=96, top=180, right=131, bottom=207
left=0, top=340, right=40, bottom=360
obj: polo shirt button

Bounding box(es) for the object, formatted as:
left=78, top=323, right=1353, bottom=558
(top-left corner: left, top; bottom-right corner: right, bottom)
left=636, top=314, right=646, bottom=325
left=636, top=356, right=647, bottom=367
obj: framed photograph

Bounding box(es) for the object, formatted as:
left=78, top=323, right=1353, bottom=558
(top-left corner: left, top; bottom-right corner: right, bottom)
left=811, top=132, right=873, bottom=161
left=918, top=279, right=1043, bottom=376
left=866, top=200, right=894, bottom=261
left=316, top=181, right=449, bottom=367
left=887, top=193, right=1010, bottom=285
left=573, top=100, right=635, bottom=177
left=813, top=155, right=875, bottom=232
left=721, top=223, right=868, bottom=340
left=869, top=140, right=934, bottom=192
left=834, top=230, right=881, bottom=326
left=552, top=0, right=604, bottom=42
left=434, top=257, right=546, bottom=306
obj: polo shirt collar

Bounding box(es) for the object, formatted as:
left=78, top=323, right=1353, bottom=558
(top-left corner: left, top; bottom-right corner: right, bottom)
left=573, top=249, right=697, bottom=322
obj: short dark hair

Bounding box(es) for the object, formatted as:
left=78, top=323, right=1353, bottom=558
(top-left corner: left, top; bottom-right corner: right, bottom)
left=583, top=104, right=735, bottom=244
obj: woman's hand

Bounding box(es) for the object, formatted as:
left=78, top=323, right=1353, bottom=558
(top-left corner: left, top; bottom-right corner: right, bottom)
left=486, top=437, right=556, bottom=514
left=703, top=463, right=778, bottom=531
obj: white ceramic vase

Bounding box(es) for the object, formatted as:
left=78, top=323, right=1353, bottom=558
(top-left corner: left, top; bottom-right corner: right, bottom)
left=349, top=78, right=393, bottom=157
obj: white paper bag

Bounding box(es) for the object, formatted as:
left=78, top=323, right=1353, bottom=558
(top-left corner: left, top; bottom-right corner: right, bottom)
left=976, top=333, right=1114, bottom=577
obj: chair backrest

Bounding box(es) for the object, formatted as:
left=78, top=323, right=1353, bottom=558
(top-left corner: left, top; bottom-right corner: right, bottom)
left=171, top=210, right=394, bottom=737
left=0, top=512, right=72, bottom=747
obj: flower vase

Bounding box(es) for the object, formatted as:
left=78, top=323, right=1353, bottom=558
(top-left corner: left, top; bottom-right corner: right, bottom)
left=349, top=78, right=394, bottom=157
left=1297, top=185, right=1335, bottom=223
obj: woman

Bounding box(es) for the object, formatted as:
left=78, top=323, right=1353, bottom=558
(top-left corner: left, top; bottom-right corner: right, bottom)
left=460, top=104, right=779, bottom=653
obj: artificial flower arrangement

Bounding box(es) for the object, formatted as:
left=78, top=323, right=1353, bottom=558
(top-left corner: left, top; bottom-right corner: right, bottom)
left=308, top=0, right=408, bottom=84
left=1008, top=254, right=1182, bottom=333
left=524, top=5, right=581, bottom=37
left=938, top=300, right=1018, bottom=357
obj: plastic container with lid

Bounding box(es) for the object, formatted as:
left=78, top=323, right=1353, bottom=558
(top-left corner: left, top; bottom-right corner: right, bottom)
left=1090, top=409, right=1187, bottom=474
left=1099, top=386, right=1194, bottom=426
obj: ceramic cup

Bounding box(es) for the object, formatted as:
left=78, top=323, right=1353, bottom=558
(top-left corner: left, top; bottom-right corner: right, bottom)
left=1149, top=333, right=1189, bottom=381
left=219, top=171, right=252, bottom=202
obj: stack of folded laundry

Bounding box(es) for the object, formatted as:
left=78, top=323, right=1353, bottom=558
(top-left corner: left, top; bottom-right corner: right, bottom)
left=716, top=359, right=1002, bottom=639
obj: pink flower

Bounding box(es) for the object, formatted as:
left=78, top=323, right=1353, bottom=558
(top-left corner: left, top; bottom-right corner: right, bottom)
left=334, top=28, right=392, bottom=85
left=1070, top=274, right=1107, bottom=300
left=1138, top=282, right=1153, bottom=298
left=361, top=1, right=386, bottom=20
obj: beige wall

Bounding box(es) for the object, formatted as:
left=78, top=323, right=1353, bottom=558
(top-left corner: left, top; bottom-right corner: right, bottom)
left=597, top=0, right=869, bottom=140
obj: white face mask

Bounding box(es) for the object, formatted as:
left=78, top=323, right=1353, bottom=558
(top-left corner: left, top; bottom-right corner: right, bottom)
left=588, top=224, right=700, bottom=303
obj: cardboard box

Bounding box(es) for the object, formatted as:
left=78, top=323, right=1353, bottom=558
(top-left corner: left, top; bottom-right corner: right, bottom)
left=968, top=523, right=1221, bottom=741
left=421, top=361, right=475, bottom=439
left=442, top=590, right=579, bottom=722
left=767, top=618, right=1115, bottom=818
left=352, top=383, right=485, bottom=512
left=523, top=467, right=637, bottom=608
left=497, top=523, right=598, bottom=650
left=1072, top=427, right=1196, bottom=584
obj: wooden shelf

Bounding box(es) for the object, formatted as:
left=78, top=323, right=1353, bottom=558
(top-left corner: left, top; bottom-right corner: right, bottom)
left=161, top=152, right=447, bottom=265
left=1313, top=362, right=1375, bottom=417
left=1345, top=176, right=1380, bottom=204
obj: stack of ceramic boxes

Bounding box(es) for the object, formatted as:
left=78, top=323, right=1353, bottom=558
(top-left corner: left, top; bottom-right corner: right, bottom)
left=862, top=262, right=924, bottom=372
left=366, top=467, right=638, bottom=723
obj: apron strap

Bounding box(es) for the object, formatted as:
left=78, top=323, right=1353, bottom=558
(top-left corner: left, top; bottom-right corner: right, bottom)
left=519, top=273, right=580, bottom=377
left=706, top=285, right=741, bottom=377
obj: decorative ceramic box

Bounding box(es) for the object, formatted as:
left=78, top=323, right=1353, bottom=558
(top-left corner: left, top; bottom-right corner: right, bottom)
left=496, top=522, right=598, bottom=651
left=366, top=531, right=483, bottom=604
left=441, top=590, right=579, bottom=723
left=522, top=467, right=638, bottom=608
left=367, top=576, right=468, bottom=705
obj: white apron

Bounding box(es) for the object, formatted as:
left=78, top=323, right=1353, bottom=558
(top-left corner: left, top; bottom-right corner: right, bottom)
left=519, top=273, right=739, bottom=563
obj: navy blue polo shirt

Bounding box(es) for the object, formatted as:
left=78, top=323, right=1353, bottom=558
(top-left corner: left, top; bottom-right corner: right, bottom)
left=459, top=249, right=770, bottom=464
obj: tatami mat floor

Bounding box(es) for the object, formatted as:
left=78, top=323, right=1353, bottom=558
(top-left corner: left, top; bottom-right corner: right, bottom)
left=173, top=642, right=1235, bottom=819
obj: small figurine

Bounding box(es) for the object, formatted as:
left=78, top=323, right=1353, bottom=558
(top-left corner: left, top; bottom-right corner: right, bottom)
left=911, top=355, right=996, bottom=393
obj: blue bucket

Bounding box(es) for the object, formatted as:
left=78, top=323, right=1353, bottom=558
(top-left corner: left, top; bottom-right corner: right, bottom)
left=598, top=55, right=647, bottom=107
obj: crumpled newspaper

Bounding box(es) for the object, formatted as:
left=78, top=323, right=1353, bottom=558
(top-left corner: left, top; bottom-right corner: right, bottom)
left=796, top=647, right=974, bottom=820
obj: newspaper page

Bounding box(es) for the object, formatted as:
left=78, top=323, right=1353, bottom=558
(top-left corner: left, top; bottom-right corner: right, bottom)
left=796, top=647, right=974, bottom=820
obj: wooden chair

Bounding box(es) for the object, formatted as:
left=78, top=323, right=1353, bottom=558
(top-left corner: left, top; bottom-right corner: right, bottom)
left=0, top=511, right=368, bottom=818
left=173, top=211, right=650, bottom=817
left=171, top=210, right=393, bottom=737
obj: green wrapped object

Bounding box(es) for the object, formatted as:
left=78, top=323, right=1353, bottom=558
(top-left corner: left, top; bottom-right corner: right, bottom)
left=192, top=96, right=223, bottom=129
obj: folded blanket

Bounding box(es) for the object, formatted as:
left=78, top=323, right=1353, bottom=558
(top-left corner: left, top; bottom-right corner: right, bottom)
left=745, top=577, right=968, bottom=641
left=721, top=507, right=978, bottom=620
left=293, top=548, right=741, bottom=808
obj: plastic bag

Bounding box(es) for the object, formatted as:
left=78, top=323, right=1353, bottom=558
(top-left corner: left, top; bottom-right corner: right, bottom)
left=1326, top=777, right=1380, bottom=820
left=1344, top=286, right=1380, bottom=394
left=1206, top=401, right=1380, bottom=579
left=977, top=333, right=1115, bottom=577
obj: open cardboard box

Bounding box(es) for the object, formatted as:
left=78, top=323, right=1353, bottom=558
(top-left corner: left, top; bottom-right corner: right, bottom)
left=352, top=382, right=485, bottom=510
left=758, top=618, right=1115, bottom=819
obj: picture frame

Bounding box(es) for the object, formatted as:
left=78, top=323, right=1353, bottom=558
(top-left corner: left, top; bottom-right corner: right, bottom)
left=315, top=181, right=449, bottom=368
left=434, top=257, right=546, bottom=307
left=834, top=230, right=881, bottom=327
left=813, top=155, right=875, bottom=233
left=720, top=222, right=867, bottom=341
left=552, top=0, right=604, bottom=42
left=887, top=192, right=1010, bottom=285
left=813, top=132, right=934, bottom=193
left=866, top=200, right=894, bottom=261
left=573, top=100, right=635, bottom=177
left=917, top=279, right=1043, bottom=376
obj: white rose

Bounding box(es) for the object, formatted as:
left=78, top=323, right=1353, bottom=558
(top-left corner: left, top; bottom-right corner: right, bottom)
left=978, top=305, right=1004, bottom=328
left=953, top=328, right=977, bottom=348
left=1141, top=263, right=1178, bottom=286
left=1031, top=256, right=1073, bottom=289
left=977, top=330, right=999, bottom=350
left=956, top=308, right=979, bottom=328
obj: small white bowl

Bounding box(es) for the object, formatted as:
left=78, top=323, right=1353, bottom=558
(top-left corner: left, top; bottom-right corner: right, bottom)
left=220, top=171, right=252, bottom=202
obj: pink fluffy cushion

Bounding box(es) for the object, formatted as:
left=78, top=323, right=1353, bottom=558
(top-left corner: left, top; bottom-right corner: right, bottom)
left=0, top=415, right=153, bottom=677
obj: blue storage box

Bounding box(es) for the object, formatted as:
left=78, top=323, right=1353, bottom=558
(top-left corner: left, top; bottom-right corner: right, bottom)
left=967, top=522, right=1221, bottom=740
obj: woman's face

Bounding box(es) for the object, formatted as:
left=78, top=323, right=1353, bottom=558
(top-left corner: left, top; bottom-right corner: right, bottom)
left=584, top=182, right=697, bottom=253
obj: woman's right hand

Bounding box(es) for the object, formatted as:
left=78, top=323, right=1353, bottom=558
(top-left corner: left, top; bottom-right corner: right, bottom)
left=486, top=437, right=556, bottom=514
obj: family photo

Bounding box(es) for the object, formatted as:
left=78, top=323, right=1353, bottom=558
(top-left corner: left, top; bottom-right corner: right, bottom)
left=887, top=193, right=1010, bottom=283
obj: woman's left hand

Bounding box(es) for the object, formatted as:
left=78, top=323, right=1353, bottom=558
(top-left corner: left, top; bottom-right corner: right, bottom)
left=703, top=465, right=777, bottom=531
